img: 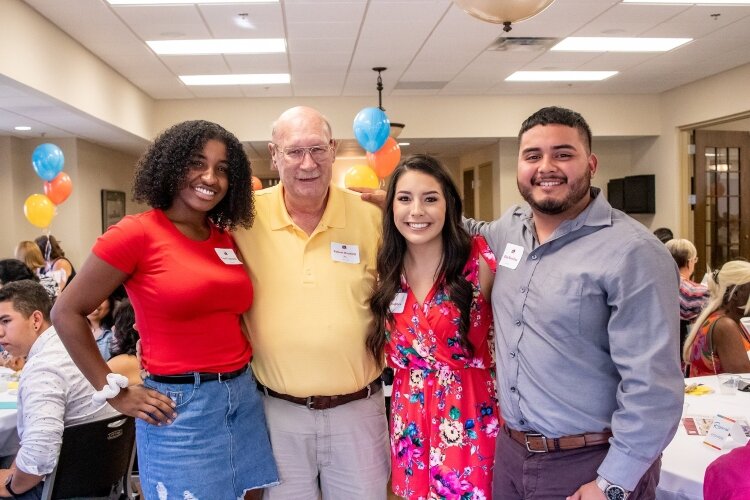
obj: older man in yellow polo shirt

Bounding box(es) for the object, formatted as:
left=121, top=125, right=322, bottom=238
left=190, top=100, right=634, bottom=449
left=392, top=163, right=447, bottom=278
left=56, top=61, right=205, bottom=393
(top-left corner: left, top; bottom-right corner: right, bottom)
left=234, top=106, right=388, bottom=500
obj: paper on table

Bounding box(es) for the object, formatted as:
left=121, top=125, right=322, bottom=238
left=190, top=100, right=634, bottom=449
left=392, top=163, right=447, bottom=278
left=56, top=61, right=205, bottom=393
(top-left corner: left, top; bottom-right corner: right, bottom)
left=0, top=401, right=17, bottom=410
left=683, top=415, right=750, bottom=437
left=685, top=384, right=714, bottom=396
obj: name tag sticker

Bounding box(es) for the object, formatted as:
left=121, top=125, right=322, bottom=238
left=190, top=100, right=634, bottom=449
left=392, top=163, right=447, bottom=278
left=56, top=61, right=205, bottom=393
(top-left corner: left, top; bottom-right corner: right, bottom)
left=215, top=248, right=242, bottom=265
left=389, top=292, right=407, bottom=314
left=499, top=243, right=524, bottom=270
left=331, top=242, right=360, bottom=264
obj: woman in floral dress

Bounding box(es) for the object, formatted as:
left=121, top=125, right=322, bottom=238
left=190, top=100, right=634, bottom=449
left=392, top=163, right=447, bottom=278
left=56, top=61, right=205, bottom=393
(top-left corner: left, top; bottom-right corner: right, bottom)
left=368, top=154, right=500, bottom=500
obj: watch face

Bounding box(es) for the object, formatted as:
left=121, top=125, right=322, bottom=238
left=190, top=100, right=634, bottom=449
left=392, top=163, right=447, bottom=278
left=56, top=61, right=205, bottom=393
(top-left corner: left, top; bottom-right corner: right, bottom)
left=605, top=485, right=626, bottom=500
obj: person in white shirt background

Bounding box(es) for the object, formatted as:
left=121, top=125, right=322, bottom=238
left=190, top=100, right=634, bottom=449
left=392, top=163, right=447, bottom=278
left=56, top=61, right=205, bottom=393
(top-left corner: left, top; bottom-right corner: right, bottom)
left=0, top=280, right=117, bottom=498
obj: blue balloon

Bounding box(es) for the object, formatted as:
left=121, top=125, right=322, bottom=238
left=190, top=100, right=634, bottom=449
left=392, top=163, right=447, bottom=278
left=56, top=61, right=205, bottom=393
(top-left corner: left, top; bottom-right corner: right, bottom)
left=353, top=107, right=390, bottom=153
left=32, top=143, right=65, bottom=181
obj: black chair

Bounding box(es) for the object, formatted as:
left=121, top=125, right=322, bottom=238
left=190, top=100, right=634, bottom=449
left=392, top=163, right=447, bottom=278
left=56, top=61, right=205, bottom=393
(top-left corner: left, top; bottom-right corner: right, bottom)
left=40, top=414, right=137, bottom=500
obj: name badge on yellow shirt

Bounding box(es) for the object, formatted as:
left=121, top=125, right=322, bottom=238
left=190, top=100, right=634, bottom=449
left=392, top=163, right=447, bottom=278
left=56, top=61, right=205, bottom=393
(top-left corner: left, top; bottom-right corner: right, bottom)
left=499, top=243, right=524, bottom=270
left=215, top=248, right=242, bottom=265
left=331, top=242, right=360, bottom=264
left=389, top=292, right=407, bottom=314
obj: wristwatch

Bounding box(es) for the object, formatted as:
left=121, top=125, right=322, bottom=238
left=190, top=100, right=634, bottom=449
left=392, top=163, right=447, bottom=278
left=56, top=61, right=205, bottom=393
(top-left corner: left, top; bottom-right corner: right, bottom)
left=4, top=474, right=19, bottom=498
left=596, top=476, right=629, bottom=500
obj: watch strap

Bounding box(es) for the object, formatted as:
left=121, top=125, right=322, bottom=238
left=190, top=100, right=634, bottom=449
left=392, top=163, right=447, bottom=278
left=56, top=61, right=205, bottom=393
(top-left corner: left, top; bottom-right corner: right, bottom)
left=4, top=475, right=19, bottom=499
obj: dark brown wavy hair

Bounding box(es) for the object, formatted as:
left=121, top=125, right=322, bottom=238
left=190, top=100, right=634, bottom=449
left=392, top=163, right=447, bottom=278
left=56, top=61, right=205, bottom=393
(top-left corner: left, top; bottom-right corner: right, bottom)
left=367, top=154, right=473, bottom=362
left=132, top=120, right=253, bottom=231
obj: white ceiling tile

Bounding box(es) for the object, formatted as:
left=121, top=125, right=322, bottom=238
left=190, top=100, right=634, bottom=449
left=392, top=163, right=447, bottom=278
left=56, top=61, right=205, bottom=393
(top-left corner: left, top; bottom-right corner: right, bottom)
left=225, top=53, right=290, bottom=73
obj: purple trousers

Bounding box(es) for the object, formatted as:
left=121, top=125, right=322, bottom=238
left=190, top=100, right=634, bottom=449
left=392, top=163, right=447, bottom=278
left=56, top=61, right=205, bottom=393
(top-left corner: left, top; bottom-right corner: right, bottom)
left=492, top=428, right=661, bottom=499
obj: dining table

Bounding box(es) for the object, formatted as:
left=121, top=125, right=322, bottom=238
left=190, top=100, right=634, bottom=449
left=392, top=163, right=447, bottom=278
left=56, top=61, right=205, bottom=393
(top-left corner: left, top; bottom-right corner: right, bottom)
left=656, top=373, right=750, bottom=500
left=0, top=367, right=19, bottom=459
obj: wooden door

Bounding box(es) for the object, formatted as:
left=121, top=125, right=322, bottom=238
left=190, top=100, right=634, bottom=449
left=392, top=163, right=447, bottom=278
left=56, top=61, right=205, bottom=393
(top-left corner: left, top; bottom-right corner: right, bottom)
left=693, top=130, right=750, bottom=278
left=463, top=168, right=475, bottom=219
left=478, top=162, right=494, bottom=221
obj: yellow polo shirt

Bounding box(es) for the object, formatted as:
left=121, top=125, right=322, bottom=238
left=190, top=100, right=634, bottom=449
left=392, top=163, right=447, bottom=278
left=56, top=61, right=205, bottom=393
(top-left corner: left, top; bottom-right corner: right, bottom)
left=234, top=183, right=383, bottom=397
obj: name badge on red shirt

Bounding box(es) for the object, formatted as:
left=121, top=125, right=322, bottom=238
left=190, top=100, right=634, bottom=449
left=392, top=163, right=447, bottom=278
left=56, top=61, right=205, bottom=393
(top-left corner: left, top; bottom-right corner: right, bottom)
left=389, top=292, right=407, bottom=314
left=215, top=248, right=242, bottom=265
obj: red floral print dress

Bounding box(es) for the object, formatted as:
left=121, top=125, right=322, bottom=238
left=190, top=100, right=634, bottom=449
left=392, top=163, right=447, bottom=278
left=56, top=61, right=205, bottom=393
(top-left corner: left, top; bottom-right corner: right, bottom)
left=386, top=236, right=500, bottom=500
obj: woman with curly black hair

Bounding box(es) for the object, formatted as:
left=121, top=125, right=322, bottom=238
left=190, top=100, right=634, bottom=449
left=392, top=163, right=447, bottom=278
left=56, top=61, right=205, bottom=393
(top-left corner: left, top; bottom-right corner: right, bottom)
left=367, top=155, right=500, bottom=500
left=52, top=120, right=278, bottom=499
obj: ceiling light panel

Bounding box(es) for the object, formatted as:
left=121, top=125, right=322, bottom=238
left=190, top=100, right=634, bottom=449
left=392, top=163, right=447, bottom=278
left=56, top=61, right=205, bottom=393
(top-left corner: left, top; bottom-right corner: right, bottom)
left=552, top=37, right=692, bottom=52
left=506, top=71, right=618, bottom=81
left=147, top=39, right=286, bottom=55
left=179, top=74, right=290, bottom=85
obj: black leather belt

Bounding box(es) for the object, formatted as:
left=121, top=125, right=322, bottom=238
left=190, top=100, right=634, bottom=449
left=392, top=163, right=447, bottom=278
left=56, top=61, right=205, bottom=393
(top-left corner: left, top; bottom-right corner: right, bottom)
left=257, top=380, right=381, bottom=410
left=148, top=366, right=248, bottom=384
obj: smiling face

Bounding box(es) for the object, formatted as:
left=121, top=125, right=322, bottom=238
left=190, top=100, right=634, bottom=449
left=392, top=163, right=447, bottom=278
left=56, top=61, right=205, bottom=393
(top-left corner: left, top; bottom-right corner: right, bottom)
left=270, top=107, right=335, bottom=205
left=393, top=170, right=446, bottom=250
left=517, top=123, right=597, bottom=221
left=172, top=139, right=229, bottom=216
left=0, top=301, right=41, bottom=358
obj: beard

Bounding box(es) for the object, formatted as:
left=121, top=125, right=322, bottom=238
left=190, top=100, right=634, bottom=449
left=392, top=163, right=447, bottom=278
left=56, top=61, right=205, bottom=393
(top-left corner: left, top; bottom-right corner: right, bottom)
left=518, top=169, right=592, bottom=215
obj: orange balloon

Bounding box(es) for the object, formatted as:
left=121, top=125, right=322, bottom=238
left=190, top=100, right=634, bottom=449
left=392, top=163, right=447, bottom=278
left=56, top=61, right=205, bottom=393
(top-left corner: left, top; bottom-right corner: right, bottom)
left=344, top=165, right=379, bottom=190
left=366, top=137, right=401, bottom=178
left=43, top=172, right=73, bottom=205
left=251, top=176, right=263, bottom=191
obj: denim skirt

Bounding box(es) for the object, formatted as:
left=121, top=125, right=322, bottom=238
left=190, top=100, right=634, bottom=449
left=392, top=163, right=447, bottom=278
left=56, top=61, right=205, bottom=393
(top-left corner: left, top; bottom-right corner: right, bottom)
left=136, top=369, right=279, bottom=500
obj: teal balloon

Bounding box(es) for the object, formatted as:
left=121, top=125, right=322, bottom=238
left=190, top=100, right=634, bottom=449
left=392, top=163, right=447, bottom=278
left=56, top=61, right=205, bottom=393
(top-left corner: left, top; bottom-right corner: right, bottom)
left=353, top=107, right=390, bottom=153
left=32, top=143, right=65, bottom=181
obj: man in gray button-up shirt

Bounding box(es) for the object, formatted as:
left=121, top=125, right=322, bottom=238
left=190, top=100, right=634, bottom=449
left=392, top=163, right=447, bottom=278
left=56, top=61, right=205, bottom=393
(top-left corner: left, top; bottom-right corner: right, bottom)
left=466, top=106, right=683, bottom=499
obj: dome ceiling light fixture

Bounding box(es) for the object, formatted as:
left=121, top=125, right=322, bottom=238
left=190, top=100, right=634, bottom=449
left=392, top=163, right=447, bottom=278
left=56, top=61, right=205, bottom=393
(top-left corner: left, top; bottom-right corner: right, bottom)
left=373, top=67, right=405, bottom=139
left=452, top=0, right=557, bottom=32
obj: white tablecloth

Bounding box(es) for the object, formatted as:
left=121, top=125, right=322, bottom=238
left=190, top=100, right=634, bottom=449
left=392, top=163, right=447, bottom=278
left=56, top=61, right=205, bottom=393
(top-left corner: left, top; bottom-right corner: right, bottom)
left=656, top=374, right=750, bottom=500
left=0, top=367, right=19, bottom=458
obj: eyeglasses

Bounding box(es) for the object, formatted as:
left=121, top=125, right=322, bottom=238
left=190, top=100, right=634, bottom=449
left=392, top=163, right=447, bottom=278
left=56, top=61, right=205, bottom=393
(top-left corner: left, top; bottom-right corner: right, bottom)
left=273, top=143, right=333, bottom=164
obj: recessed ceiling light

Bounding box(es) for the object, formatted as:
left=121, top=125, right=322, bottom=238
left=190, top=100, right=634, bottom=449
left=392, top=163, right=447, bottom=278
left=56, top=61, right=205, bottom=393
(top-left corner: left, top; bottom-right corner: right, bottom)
left=179, top=74, right=290, bottom=86
left=14, top=126, right=32, bottom=131
left=506, top=71, right=618, bottom=82
left=107, top=0, right=276, bottom=5
left=148, top=39, right=285, bottom=55
left=622, top=0, right=750, bottom=4
left=552, top=37, right=691, bottom=52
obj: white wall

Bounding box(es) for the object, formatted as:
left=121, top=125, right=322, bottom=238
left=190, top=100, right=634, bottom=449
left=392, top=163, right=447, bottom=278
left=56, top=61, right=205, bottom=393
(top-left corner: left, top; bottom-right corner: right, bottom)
left=2, top=138, right=140, bottom=267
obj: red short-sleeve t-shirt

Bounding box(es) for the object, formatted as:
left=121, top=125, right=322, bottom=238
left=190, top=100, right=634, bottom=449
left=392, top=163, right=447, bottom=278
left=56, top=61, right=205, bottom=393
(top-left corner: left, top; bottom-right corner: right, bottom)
left=93, top=209, right=252, bottom=375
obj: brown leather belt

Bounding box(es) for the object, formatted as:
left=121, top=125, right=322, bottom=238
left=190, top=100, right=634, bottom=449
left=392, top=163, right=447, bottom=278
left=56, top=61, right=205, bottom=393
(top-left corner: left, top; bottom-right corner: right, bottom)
left=505, top=425, right=612, bottom=453
left=257, top=380, right=381, bottom=410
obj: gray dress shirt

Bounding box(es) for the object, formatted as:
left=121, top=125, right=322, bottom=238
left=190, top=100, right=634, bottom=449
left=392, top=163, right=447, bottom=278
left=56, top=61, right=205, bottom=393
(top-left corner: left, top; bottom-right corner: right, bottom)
left=466, top=187, right=684, bottom=490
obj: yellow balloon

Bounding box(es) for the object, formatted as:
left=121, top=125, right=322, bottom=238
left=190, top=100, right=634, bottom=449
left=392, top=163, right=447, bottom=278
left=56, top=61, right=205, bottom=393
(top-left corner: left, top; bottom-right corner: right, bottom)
left=344, top=165, right=380, bottom=190
left=24, top=194, right=56, bottom=228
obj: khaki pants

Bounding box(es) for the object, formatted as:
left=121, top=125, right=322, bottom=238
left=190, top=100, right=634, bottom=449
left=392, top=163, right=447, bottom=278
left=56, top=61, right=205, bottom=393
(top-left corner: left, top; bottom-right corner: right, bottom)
left=262, top=390, right=390, bottom=500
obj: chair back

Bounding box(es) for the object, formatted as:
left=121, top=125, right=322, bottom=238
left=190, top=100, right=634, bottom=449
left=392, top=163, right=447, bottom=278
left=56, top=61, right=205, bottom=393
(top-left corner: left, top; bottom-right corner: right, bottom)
left=40, top=414, right=136, bottom=499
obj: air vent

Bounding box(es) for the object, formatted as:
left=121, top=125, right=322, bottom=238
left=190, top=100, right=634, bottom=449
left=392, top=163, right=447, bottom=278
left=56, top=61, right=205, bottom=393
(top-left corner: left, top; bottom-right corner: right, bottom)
left=488, top=37, right=558, bottom=52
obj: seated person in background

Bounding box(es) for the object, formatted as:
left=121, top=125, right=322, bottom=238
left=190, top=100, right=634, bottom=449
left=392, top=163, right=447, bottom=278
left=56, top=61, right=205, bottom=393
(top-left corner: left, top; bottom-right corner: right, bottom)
left=666, top=239, right=710, bottom=354
left=0, top=280, right=118, bottom=498
left=14, top=242, right=59, bottom=299
left=684, top=260, right=750, bottom=376
left=88, top=295, right=116, bottom=361
left=654, top=227, right=674, bottom=244
left=0, top=259, right=35, bottom=287
left=34, top=235, right=76, bottom=291
left=0, top=259, right=56, bottom=304
left=704, top=442, right=750, bottom=500
left=107, top=298, right=141, bottom=386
